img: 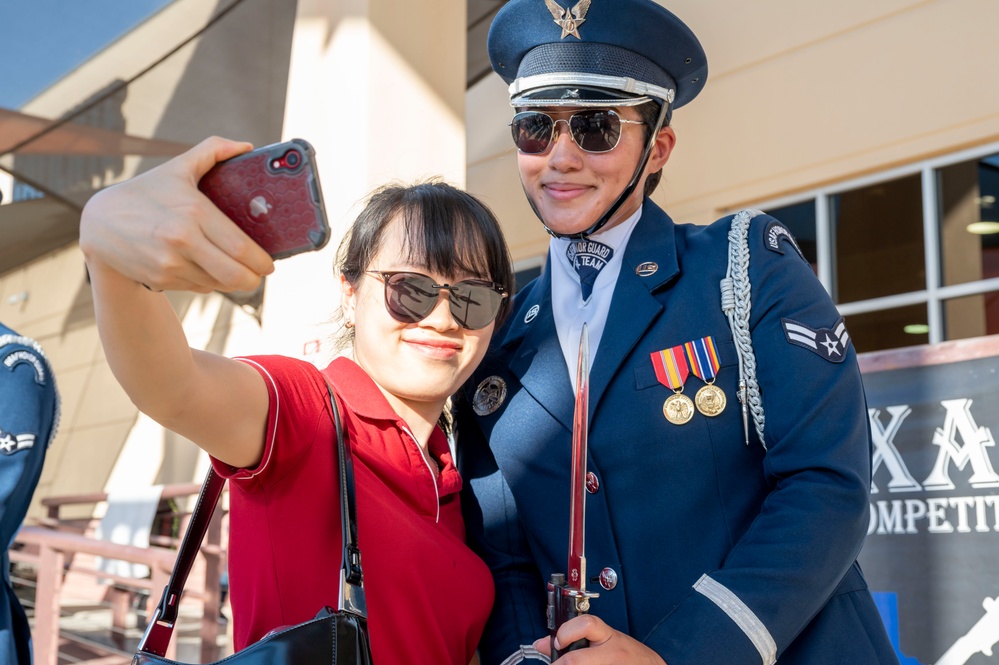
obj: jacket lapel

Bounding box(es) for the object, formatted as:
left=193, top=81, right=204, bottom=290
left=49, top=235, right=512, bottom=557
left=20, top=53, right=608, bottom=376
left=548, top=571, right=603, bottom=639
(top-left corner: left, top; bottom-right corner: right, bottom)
left=497, top=201, right=681, bottom=432
left=501, top=259, right=576, bottom=431
left=588, top=201, right=679, bottom=419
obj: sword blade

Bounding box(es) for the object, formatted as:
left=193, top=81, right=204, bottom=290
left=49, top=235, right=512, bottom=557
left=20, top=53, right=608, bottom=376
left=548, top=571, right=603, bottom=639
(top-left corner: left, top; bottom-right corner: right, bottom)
left=567, top=324, right=589, bottom=591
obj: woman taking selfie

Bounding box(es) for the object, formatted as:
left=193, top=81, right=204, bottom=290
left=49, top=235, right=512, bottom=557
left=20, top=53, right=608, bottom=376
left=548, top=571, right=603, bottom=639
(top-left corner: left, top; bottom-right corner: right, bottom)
left=79, top=137, right=512, bottom=665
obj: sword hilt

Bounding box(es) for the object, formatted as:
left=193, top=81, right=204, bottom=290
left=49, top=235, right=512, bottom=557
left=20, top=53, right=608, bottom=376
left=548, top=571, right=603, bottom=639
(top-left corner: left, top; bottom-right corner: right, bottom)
left=547, top=572, right=599, bottom=661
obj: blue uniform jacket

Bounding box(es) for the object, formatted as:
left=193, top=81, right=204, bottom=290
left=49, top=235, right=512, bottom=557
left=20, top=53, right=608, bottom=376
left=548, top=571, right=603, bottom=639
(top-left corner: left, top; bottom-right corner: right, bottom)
left=0, top=325, right=58, bottom=665
left=457, top=200, right=898, bottom=664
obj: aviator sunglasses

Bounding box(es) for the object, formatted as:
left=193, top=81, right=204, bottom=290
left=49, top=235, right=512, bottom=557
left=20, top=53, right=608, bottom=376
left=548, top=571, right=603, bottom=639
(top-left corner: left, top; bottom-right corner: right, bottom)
left=510, top=109, right=646, bottom=155
left=366, top=271, right=508, bottom=330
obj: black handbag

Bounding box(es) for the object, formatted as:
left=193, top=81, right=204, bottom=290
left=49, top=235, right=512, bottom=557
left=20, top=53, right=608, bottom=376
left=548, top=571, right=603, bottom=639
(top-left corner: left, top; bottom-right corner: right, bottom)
left=133, top=385, right=374, bottom=664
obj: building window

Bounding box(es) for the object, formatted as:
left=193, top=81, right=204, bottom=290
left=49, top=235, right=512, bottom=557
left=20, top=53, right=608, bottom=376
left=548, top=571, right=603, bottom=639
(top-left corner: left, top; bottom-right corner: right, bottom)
left=830, top=174, right=925, bottom=304
left=937, top=154, right=999, bottom=287
left=845, top=304, right=929, bottom=352
left=758, top=144, right=999, bottom=354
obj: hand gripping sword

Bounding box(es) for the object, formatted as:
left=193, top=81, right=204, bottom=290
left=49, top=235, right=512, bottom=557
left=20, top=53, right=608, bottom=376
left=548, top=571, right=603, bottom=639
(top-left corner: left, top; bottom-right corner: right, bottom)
left=548, top=324, right=599, bottom=660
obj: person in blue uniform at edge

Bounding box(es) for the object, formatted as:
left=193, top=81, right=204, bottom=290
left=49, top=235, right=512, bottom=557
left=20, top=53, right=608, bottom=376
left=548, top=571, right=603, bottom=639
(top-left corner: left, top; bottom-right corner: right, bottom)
left=455, top=1, right=900, bottom=664
left=0, top=323, right=59, bottom=665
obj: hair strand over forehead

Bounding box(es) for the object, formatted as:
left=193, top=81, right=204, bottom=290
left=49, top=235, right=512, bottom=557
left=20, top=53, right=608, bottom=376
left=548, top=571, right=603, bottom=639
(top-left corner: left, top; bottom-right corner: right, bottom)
left=336, top=179, right=514, bottom=316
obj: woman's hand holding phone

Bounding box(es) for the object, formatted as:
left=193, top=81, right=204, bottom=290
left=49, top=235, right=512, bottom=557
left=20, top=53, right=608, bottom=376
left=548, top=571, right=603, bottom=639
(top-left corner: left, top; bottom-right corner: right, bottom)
left=198, top=138, right=330, bottom=261
left=80, top=136, right=277, bottom=294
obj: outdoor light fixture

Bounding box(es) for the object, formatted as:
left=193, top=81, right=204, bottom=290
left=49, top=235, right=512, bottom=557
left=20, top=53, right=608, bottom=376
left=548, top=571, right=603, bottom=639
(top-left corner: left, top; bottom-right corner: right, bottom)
left=966, top=221, right=999, bottom=235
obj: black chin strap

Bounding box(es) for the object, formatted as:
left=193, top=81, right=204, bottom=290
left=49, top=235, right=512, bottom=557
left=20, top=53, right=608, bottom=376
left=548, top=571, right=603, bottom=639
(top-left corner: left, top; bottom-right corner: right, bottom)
left=527, top=101, right=671, bottom=241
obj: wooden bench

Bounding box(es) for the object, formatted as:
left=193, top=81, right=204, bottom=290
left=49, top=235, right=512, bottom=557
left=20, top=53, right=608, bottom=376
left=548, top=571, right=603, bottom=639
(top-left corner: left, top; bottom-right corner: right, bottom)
left=12, top=483, right=226, bottom=664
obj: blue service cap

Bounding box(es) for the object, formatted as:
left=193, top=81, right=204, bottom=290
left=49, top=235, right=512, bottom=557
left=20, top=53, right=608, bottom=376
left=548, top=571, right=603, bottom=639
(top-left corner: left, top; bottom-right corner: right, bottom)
left=488, top=0, right=707, bottom=109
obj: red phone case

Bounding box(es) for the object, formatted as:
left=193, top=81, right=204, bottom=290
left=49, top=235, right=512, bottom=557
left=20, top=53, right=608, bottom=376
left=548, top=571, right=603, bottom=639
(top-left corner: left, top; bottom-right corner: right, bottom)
left=198, top=139, right=330, bottom=260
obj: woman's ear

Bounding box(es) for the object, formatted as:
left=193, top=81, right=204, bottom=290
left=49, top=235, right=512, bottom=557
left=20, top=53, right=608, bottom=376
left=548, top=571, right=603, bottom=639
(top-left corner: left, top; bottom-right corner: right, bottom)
left=648, top=125, right=677, bottom=173
left=340, top=273, right=357, bottom=325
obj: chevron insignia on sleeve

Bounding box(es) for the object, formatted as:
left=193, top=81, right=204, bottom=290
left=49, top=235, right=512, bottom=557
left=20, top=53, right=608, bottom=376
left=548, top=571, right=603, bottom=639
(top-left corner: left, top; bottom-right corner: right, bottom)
left=0, top=430, right=35, bottom=455
left=782, top=317, right=851, bottom=363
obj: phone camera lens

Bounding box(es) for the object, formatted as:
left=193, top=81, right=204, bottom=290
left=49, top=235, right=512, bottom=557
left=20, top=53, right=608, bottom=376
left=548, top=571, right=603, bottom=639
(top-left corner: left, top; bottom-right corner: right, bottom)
left=284, top=150, right=301, bottom=168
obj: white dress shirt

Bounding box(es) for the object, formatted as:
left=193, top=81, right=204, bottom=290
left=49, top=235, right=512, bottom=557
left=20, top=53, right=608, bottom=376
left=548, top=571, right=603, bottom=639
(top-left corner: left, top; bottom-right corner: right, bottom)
left=549, top=207, right=643, bottom=390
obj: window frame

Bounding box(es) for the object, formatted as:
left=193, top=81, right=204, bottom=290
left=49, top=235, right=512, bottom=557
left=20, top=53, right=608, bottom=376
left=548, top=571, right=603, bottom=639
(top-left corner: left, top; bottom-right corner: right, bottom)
left=753, top=139, right=999, bottom=346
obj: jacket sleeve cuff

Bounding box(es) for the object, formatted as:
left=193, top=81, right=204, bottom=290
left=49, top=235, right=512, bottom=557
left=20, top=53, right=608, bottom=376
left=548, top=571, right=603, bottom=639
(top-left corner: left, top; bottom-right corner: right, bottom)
left=646, top=574, right=776, bottom=665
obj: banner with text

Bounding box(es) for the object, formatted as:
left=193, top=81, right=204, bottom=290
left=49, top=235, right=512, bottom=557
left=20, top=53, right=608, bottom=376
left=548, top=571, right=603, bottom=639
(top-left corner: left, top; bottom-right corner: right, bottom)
left=860, top=337, right=999, bottom=665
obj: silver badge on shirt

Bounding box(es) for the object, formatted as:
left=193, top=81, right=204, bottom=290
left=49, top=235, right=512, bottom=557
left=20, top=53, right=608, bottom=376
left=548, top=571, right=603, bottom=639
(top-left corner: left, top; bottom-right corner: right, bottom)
left=473, top=376, right=508, bottom=416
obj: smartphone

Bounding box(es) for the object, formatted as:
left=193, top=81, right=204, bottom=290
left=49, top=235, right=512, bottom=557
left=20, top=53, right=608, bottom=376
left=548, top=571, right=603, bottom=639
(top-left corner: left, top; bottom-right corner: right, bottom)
left=198, top=139, right=330, bottom=260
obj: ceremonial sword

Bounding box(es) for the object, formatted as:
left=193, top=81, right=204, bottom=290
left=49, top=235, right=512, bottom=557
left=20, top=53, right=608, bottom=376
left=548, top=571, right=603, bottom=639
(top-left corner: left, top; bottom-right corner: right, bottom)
left=547, top=324, right=599, bottom=660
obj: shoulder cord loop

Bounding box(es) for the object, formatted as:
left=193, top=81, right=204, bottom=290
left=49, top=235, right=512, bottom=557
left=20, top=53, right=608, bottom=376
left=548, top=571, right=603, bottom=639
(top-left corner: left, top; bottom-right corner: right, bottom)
left=720, top=209, right=766, bottom=449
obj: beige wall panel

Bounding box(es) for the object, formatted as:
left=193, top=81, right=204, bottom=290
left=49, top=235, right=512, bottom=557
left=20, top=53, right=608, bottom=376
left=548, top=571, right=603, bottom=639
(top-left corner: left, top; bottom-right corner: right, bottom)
left=468, top=155, right=550, bottom=263
left=28, top=327, right=102, bottom=384
left=665, top=0, right=999, bottom=222
left=66, top=363, right=136, bottom=432
left=0, top=247, right=88, bottom=335
left=666, top=0, right=932, bottom=75
left=467, top=70, right=513, bottom=166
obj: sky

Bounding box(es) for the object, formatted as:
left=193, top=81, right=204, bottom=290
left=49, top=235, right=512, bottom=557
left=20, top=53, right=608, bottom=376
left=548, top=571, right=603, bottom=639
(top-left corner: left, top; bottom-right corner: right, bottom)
left=0, top=0, right=175, bottom=109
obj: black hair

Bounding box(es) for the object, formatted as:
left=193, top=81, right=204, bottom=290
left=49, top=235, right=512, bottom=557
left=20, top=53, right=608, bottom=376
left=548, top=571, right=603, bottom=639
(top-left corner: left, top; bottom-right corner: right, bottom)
left=337, top=180, right=514, bottom=328
left=638, top=100, right=670, bottom=198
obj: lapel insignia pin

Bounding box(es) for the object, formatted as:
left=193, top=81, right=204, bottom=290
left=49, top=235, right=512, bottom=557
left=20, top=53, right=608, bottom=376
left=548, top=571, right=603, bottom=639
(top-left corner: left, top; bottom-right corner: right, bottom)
left=636, top=262, right=658, bottom=277
left=473, top=376, right=508, bottom=416
left=525, top=304, right=541, bottom=323
left=544, top=0, right=591, bottom=40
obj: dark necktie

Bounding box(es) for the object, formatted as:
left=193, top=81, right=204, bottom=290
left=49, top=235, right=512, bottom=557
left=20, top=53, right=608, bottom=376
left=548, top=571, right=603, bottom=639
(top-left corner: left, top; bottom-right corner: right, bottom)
left=566, top=238, right=614, bottom=300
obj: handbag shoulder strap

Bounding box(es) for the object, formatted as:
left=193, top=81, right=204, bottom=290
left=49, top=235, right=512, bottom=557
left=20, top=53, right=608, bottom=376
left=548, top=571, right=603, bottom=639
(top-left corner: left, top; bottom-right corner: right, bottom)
left=137, top=380, right=366, bottom=657
left=326, top=382, right=367, bottom=617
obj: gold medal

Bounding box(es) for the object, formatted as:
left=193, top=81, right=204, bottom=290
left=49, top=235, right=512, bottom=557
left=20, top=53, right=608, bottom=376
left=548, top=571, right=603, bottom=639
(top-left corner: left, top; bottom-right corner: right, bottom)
left=695, top=383, right=726, bottom=417
left=663, top=393, right=695, bottom=425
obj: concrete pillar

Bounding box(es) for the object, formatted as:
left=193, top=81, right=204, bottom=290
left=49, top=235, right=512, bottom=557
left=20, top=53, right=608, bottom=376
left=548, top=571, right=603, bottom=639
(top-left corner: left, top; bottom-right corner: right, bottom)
left=247, top=0, right=468, bottom=362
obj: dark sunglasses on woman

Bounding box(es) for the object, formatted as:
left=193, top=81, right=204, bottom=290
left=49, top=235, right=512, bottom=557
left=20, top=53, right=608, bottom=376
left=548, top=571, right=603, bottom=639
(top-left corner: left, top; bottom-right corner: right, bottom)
left=510, top=109, right=645, bottom=155
left=366, top=271, right=508, bottom=330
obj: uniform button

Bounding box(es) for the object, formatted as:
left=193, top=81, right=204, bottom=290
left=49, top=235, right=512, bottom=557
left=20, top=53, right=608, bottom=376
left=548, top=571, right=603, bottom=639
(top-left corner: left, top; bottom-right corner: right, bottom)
left=598, top=567, right=618, bottom=591
left=585, top=472, right=599, bottom=494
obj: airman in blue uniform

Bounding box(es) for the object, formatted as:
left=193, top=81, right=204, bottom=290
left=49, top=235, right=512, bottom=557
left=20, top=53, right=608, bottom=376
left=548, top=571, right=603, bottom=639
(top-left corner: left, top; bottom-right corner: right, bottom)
left=457, top=1, right=900, bottom=663
left=0, top=324, right=58, bottom=664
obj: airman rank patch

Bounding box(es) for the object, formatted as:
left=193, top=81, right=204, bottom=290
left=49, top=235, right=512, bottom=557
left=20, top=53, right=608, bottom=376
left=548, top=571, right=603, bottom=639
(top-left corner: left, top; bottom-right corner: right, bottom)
left=764, top=220, right=806, bottom=262
left=473, top=376, right=507, bottom=416
left=782, top=317, right=851, bottom=363
left=0, top=429, right=35, bottom=455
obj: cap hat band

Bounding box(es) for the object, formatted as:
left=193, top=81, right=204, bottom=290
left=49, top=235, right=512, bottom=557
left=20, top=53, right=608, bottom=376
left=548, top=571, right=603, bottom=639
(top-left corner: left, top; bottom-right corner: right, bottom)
left=510, top=73, right=675, bottom=105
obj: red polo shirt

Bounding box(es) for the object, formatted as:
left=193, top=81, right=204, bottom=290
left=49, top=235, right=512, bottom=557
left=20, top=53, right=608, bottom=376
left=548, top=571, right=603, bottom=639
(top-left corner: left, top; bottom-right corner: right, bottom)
left=213, top=355, right=494, bottom=665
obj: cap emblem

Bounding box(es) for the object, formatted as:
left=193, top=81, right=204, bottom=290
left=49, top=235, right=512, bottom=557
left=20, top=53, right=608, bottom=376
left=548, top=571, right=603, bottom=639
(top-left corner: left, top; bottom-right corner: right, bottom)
left=544, top=0, right=591, bottom=40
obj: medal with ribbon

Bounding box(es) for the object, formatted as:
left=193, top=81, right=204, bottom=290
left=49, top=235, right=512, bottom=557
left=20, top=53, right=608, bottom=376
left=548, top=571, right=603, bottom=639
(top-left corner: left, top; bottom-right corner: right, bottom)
left=650, top=345, right=695, bottom=425
left=684, top=336, right=726, bottom=417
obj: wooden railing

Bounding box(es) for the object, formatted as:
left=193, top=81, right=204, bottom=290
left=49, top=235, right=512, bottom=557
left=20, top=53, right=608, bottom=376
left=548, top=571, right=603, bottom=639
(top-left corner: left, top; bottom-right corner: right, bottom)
left=12, top=483, right=226, bottom=664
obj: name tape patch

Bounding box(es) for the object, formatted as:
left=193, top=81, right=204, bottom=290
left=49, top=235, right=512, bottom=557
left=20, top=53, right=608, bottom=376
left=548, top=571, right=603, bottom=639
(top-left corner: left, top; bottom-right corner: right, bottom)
left=764, top=220, right=806, bottom=262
